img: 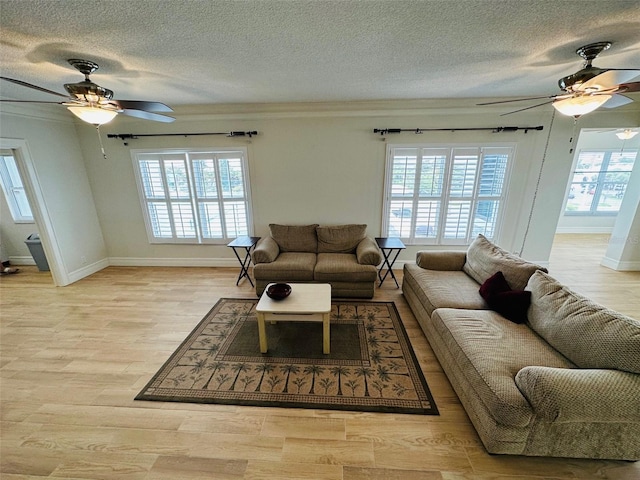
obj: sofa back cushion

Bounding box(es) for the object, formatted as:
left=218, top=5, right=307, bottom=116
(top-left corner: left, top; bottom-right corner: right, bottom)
left=527, top=270, right=640, bottom=374
left=463, top=234, right=546, bottom=291
left=269, top=224, right=319, bottom=253
left=317, top=224, right=367, bottom=253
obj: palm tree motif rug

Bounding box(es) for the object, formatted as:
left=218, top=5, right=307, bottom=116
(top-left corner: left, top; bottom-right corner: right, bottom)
left=136, top=298, right=438, bottom=415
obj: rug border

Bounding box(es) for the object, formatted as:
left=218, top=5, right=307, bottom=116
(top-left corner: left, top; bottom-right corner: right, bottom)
left=135, top=298, right=439, bottom=415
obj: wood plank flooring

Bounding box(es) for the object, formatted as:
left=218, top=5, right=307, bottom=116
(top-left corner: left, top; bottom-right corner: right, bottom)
left=1, top=234, right=639, bottom=479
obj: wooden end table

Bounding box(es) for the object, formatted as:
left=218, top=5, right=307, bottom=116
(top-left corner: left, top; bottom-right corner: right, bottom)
left=255, top=283, right=332, bottom=354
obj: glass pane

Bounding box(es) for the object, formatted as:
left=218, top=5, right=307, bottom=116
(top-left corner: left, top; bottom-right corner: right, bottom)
left=391, top=154, right=417, bottom=197
left=449, top=155, right=477, bottom=198
left=171, top=202, right=196, bottom=238
left=193, top=158, right=218, bottom=198
left=219, top=157, right=245, bottom=199
left=140, top=160, right=165, bottom=199
left=565, top=183, right=594, bottom=212
left=13, top=189, right=32, bottom=218
left=165, top=160, right=190, bottom=199
left=478, top=153, right=507, bottom=196
left=444, top=201, right=471, bottom=239
left=148, top=202, right=172, bottom=237
left=419, top=154, right=445, bottom=196
left=223, top=201, right=248, bottom=237
left=388, top=200, right=413, bottom=237
left=414, top=201, right=439, bottom=238
left=472, top=200, right=499, bottom=238
left=576, top=151, right=604, bottom=172
left=199, top=202, right=223, bottom=238
left=607, top=151, right=636, bottom=171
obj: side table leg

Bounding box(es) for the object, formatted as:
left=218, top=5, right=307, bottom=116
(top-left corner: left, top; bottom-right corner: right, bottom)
left=322, top=313, right=330, bottom=354
left=257, top=312, right=268, bottom=353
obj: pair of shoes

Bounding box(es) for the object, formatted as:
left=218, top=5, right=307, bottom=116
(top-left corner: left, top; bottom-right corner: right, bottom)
left=1, top=267, right=19, bottom=275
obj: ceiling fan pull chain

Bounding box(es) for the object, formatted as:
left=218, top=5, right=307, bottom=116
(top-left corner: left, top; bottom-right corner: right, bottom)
left=95, top=126, right=107, bottom=160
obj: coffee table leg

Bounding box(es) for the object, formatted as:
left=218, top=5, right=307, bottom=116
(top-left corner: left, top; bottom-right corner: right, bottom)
left=322, top=312, right=330, bottom=354
left=257, top=312, right=268, bottom=353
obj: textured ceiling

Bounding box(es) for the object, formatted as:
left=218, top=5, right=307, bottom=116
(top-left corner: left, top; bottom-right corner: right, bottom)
left=1, top=0, right=640, bottom=109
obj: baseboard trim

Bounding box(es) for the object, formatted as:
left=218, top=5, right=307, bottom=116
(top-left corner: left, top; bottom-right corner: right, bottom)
left=67, top=258, right=110, bottom=283
left=600, top=256, right=640, bottom=272
left=108, top=257, right=238, bottom=267
left=8, top=255, right=36, bottom=266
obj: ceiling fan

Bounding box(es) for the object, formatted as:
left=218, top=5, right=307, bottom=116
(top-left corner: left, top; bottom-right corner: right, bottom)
left=0, top=59, right=175, bottom=125
left=479, top=42, right=640, bottom=117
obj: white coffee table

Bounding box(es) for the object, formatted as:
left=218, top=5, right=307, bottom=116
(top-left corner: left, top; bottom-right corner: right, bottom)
left=256, top=283, right=332, bottom=354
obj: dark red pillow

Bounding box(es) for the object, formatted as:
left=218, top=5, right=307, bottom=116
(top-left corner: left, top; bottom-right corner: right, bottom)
left=479, top=271, right=531, bottom=324
left=479, top=271, right=511, bottom=299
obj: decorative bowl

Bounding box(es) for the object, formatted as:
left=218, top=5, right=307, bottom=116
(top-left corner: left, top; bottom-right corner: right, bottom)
left=266, top=283, right=292, bottom=300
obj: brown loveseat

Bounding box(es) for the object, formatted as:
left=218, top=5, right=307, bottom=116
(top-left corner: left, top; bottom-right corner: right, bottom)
left=252, top=224, right=382, bottom=298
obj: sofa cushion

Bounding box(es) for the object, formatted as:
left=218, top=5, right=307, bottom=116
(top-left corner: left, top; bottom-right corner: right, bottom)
left=403, top=263, right=489, bottom=316
left=315, top=253, right=377, bottom=282
left=431, top=308, right=575, bottom=427
left=269, top=224, right=319, bottom=253
left=463, top=234, right=547, bottom=291
left=480, top=271, right=531, bottom=324
left=527, top=270, right=640, bottom=374
left=356, top=236, right=382, bottom=265
left=316, top=224, right=367, bottom=253
left=253, top=252, right=316, bottom=281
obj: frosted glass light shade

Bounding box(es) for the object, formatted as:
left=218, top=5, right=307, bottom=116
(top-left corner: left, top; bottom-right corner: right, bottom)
left=552, top=95, right=611, bottom=117
left=67, top=106, right=117, bottom=125
left=616, top=129, right=639, bottom=140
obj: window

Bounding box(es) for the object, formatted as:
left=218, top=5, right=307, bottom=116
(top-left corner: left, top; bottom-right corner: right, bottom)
left=132, top=148, right=253, bottom=243
left=564, top=149, right=637, bottom=215
left=383, top=144, right=512, bottom=245
left=0, top=149, right=34, bottom=223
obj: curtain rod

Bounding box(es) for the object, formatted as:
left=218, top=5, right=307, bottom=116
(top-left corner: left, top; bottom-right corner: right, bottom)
left=373, top=126, right=544, bottom=135
left=107, top=131, right=258, bottom=145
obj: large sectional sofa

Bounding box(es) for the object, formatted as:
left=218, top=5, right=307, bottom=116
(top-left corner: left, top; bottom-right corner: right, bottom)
left=403, top=234, right=640, bottom=460
left=252, top=224, right=382, bottom=298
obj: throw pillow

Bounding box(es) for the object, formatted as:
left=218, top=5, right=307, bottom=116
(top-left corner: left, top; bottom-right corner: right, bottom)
left=269, top=224, right=319, bottom=253
left=479, top=271, right=531, bottom=324
left=316, top=224, right=367, bottom=253
left=527, top=270, right=640, bottom=374
left=463, top=234, right=547, bottom=291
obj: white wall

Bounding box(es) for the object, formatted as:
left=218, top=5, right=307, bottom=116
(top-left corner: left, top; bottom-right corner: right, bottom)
left=2, top=99, right=638, bottom=282
left=0, top=104, right=108, bottom=284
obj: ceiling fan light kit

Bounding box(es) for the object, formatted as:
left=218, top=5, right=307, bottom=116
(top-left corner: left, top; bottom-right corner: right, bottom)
left=616, top=129, right=639, bottom=140
left=67, top=105, right=118, bottom=125
left=552, top=94, right=612, bottom=117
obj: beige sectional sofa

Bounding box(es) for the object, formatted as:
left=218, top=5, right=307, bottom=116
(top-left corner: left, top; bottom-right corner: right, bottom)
left=252, top=224, right=382, bottom=298
left=403, top=234, right=640, bottom=460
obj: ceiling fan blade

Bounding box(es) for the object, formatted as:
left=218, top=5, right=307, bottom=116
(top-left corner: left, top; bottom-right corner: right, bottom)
left=579, top=70, right=640, bottom=92
left=478, top=95, right=557, bottom=106
left=0, top=76, right=71, bottom=99
left=617, top=81, right=640, bottom=93
left=500, top=99, right=555, bottom=116
left=0, top=99, right=65, bottom=104
left=601, top=94, right=634, bottom=109
left=119, top=109, right=175, bottom=123
left=111, top=99, right=173, bottom=112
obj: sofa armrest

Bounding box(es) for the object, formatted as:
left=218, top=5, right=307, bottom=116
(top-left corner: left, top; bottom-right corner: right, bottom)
left=356, top=237, right=382, bottom=266
left=515, top=366, right=640, bottom=423
left=252, top=236, right=280, bottom=264
left=416, top=251, right=466, bottom=271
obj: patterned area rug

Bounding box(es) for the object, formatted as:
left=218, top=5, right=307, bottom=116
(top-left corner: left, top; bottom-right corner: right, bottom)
left=136, top=298, right=438, bottom=415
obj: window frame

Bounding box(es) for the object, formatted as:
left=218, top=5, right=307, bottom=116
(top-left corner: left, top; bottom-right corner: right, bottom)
left=564, top=148, right=638, bottom=216
left=382, top=143, right=514, bottom=246
left=0, top=149, right=34, bottom=223
left=131, top=147, right=254, bottom=244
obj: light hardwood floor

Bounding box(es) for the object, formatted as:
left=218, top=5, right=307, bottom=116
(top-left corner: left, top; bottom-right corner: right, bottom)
left=1, top=234, right=639, bottom=479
